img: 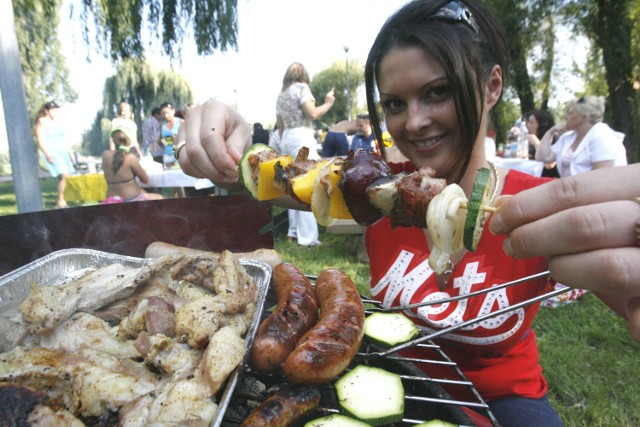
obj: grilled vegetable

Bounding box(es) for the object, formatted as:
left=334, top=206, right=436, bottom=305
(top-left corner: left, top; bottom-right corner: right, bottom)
left=239, top=144, right=274, bottom=200
left=311, top=162, right=337, bottom=227
left=365, top=173, right=407, bottom=217
left=463, top=168, right=492, bottom=251
left=363, top=312, right=419, bottom=348
left=335, top=365, right=404, bottom=426
left=305, top=414, right=373, bottom=427
left=290, top=160, right=329, bottom=205
left=239, top=144, right=293, bottom=201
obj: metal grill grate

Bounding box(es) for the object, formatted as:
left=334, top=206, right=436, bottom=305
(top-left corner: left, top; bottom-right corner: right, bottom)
left=222, top=271, right=571, bottom=426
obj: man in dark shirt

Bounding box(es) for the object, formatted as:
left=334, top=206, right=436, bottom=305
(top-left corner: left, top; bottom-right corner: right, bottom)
left=349, top=113, right=376, bottom=152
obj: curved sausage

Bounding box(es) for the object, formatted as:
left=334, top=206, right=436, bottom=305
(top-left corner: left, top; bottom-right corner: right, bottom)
left=240, top=385, right=321, bottom=427
left=282, top=269, right=365, bottom=384
left=249, top=263, right=319, bottom=373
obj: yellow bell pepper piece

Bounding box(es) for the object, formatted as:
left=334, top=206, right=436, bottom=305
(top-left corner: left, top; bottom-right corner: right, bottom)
left=328, top=163, right=353, bottom=219
left=257, top=156, right=292, bottom=201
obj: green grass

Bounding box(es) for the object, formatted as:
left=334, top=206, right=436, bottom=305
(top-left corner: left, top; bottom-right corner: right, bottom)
left=1, top=182, right=639, bottom=425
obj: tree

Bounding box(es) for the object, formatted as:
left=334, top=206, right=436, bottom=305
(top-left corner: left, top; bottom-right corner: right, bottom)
left=564, top=0, right=639, bottom=162
left=310, top=60, right=364, bottom=128
left=74, top=0, right=239, bottom=61
left=13, top=0, right=77, bottom=120
left=82, top=59, right=193, bottom=156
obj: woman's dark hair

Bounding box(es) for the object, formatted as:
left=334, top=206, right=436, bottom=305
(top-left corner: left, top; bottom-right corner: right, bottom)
left=531, top=110, right=555, bottom=139
left=110, top=130, right=130, bottom=174
left=364, top=0, right=509, bottom=183
left=34, top=101, right=60, bottom=123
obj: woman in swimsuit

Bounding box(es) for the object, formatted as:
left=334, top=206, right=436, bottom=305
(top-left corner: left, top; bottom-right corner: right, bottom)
left=101, top=126, right=165, bottom=204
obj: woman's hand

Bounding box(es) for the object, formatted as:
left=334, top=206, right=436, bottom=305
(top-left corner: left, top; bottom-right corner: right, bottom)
left=324, top=88, right=336, bottom=106
left=177, top=100, right=252, bottom=184
left=489, top=164, right=640, bottom=340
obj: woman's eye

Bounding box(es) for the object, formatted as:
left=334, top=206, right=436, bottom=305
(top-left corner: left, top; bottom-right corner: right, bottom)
left=381, top=99, right=404, bottom=113
left=427, top=85, right=450, bottom=101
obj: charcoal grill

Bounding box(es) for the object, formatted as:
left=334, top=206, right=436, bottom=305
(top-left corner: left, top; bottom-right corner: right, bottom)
left=222, top=271, right=572, bottom=427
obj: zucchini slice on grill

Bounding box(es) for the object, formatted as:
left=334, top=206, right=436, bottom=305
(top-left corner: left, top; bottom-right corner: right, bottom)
left=335, top=365, right=404, bottom=426
left=305, top=414, right=372, bottom=426
left=363, top=312, right=419, bottom=348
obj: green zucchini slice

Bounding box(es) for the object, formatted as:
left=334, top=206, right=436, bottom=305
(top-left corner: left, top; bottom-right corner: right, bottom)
left=335, top=365, right=404, bottom=426
left=463, top=167, right=492, bottom=252
left=363, top=312, right=419, bottom=348
left=305, top=414, right=372, bottom=427
left=238, top=143, right=275, bottom=200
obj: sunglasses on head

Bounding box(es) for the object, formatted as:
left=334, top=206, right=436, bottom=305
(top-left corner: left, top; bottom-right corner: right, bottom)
left=429, top=0, right=480, bottom=34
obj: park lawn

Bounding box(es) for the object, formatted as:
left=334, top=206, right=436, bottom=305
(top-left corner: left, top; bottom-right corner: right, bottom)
left=1, top=180, right=639, bottom=425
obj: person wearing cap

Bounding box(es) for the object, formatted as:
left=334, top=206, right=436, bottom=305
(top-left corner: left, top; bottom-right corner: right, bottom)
left=34, top=101, right=76, bottom=208
left=101, top=126, right=164, bottom=204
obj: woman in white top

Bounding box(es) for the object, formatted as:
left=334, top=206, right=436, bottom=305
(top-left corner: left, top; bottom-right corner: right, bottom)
left=535, top=96, right=626, bottom=177
left=275, top=62, right=335, bottom=246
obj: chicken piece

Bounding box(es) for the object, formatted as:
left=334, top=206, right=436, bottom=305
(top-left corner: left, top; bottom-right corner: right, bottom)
left=19, top=262, right=152, bottom=334
left=145, top=242, right=283, bottom=270
left=173, top=279, right=214, bottom=301
left=38, top=312, right=139, bottom=358
left=117, top=296, right=176, bottom=339
left=0, top=346, right=161, bottom=418
left=174, top=294, right=226, bottom=348
left=28, top=405, right=85, bottom=427
left=174, top=251, right=258, bottom=348
left=92, top=276, right=177, bottom=324
left=0, top=347, right=77, bottom=410
left=212, top=250, right=258, bottom=311
left=121, top=325, right=245, bottom=426
left=197, top=325, right=247, bottom=395
left=223, top=304, right=256, bottom=337
left=0, top=382, right=84, bottom=427
left=134, top=331, right=200, bottom=379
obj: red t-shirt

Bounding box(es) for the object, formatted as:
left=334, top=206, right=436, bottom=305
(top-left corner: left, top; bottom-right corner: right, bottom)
left=365, top=169, right=555, bottom=402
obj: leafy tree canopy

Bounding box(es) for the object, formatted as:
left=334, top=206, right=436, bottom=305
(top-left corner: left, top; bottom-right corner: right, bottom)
left=13, top=0, right=78, bottom=121
left=310, top=60, right=364, bottom=129
left=74, top=0, right=239, bottom=61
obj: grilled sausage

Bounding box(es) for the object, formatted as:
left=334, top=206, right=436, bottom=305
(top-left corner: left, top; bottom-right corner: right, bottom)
left=282, top=269, right=365, bottom=384
left=240, top=385, right=321, bottom=427
left=249, top=263, right=319, bottom=373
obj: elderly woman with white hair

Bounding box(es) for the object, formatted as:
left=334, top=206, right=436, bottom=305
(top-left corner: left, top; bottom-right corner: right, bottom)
left=535, top=95, right=627, bottom=177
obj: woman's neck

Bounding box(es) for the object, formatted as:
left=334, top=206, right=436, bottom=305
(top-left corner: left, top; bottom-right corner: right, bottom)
left=572, top=121, right=594, bottom=148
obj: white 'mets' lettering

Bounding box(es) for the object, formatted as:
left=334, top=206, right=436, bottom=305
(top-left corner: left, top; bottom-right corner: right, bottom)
left=371, top=250, right=525, bottom=345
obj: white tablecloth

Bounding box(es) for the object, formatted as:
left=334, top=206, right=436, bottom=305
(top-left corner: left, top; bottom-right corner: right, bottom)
left=493, top=158, right=544, bottom=177
left=138, top=167, right=214, bottom=189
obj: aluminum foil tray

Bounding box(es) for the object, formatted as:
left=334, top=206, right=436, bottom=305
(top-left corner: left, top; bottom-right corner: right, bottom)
left=0, top=248, right=272, bottom=426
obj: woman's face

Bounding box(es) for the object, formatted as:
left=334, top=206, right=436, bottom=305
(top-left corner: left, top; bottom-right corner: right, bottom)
left=378, top=46, right=463, bottom=176
left=119, top=104, right=132, bottom=119
left=48, top=107, right=60, bottom=120
left=565, top=105, right=586, bottom=131
left=526, top=115, right=539, bottom=136
left=161, top=106, right=175, bottom=121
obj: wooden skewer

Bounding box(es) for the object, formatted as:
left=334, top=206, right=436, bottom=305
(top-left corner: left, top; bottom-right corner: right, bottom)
left=459, top=201, right=499, bottom=213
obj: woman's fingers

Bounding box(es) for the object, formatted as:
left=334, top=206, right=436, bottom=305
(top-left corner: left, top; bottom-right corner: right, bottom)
left=489, top=164, right=640, bottom=235
left=546, top=247, right=640, bottom=296
left=502, top=200, right=640, bottom=258
left=178, top=100, right=251, bottom=183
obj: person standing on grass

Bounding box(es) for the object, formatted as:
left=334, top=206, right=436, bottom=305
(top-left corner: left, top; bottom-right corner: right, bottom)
left=34, top=101, right=76, bottom=209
